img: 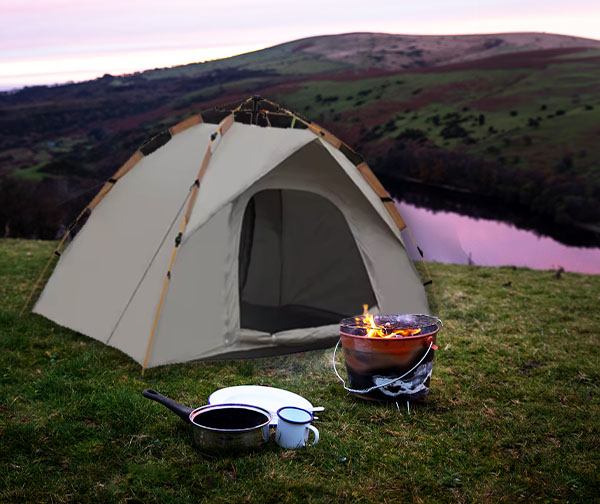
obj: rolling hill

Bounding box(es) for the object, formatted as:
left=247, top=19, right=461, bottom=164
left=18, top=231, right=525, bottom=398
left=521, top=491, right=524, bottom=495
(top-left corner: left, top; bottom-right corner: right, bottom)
left=1, top=32, right=599, bottom=241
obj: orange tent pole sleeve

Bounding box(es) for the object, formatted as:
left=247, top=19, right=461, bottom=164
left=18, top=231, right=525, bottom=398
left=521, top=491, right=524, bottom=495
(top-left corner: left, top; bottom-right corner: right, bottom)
left=88, top=150, right=144, bottom=211
left=355, top=162, right=406, bottom=231
left=169, top=114, right=203, bottom=136
left=184, top=148, right=211, bottom=222
left=142, top=216, right=187, bottom=373
left=141, top=113, right=235, bottom=373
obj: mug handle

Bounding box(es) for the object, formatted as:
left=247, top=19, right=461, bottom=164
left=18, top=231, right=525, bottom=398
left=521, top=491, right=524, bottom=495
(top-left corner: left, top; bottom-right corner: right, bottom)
left=306, top=425, right=319, bottom=446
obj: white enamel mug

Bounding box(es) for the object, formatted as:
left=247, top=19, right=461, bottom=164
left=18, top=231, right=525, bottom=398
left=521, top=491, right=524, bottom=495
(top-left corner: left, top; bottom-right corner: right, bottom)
left=275, top=406, right=319, bottom=449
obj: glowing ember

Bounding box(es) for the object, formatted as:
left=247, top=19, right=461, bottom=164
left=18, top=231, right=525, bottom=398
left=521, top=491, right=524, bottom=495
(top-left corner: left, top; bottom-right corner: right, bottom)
left=354, top=305, right=422, bottom=338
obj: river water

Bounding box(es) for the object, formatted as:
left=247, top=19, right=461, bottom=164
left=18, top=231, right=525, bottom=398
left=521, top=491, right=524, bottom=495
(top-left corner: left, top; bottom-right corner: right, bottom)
left=396, top=201, right=600, bottom=275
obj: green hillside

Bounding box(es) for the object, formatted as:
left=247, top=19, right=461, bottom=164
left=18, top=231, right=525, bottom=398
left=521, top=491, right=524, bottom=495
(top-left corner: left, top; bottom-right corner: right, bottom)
left=270, top=48, right=600, bottom=230
left=1, top=33, right=599, bottom=239
left=143, top=40, right=350, bottom=80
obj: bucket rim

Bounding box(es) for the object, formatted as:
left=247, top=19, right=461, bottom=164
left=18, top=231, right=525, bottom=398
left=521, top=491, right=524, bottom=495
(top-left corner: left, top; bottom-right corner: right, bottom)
left=340, top=324, right=439, bottom=341
left=340, top=313, right=441, bottom=341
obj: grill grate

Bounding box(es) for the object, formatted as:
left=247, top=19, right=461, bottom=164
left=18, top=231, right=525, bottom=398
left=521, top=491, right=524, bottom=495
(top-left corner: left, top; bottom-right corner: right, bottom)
left=340, top=314, right=441, bottom=337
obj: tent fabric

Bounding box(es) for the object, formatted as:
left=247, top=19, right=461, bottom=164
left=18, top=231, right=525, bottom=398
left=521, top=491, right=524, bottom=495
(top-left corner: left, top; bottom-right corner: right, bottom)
left=184, top=123, right=317, bottom=237
left=34, top=111, right=430, bottom=368
left=33, top=123, right=216, bottom=346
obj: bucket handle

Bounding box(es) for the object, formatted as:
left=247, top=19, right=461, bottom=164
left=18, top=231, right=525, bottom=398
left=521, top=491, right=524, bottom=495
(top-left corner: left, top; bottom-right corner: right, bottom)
left=332, top=339, right=434, bottom=395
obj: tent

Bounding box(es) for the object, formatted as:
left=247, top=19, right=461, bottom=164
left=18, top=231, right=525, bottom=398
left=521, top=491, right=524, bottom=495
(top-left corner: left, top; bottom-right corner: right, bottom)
left=33, top=98, right=430, bottom=370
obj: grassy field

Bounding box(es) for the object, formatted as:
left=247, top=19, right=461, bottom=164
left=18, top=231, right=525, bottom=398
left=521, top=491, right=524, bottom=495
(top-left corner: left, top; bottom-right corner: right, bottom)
left=1, top=239, right=599, bottom=503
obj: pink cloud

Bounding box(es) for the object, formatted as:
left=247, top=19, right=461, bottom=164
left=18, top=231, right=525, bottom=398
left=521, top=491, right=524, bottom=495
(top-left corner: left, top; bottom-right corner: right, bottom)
left=2, top=0, right=600, bottom=89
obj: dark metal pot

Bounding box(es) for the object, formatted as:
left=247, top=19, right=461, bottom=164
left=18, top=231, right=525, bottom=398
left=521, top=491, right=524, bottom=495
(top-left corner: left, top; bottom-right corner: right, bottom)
left=142, top=389, right=272, bottom=457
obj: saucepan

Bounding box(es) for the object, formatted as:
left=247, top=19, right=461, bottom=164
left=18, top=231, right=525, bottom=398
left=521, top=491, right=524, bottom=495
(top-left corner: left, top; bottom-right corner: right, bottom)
left=142, top=389, right=272, bottom=457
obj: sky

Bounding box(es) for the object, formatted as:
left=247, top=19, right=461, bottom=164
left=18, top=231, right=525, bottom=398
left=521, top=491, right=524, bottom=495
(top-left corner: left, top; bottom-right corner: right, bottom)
left=2, top=0, right=600, bottom=90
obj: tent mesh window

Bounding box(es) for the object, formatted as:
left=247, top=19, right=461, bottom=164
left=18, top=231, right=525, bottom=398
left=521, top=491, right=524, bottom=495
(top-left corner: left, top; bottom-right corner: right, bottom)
left=239, top=189, right=376, bottom=333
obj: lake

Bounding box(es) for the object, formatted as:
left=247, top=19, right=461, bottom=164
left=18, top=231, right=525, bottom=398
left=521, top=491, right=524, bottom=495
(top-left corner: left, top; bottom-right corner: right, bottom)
left=396, top=201, right=600, bottom=275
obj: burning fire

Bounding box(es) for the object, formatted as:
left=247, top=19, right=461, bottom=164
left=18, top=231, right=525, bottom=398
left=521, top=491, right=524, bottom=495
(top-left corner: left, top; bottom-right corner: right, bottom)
left=355, top=305, right=422, bottom=338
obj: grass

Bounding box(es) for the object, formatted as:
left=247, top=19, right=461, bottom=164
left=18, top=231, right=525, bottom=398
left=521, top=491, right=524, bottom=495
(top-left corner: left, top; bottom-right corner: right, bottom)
left=1, top=238, right=599, bottom=503
left=275, top=62, right=600, bottom=170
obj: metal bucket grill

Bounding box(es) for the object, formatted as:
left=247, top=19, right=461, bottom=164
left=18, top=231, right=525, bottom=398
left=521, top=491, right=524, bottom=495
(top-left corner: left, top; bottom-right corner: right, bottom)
left=336, top=314, right=441, bottom=401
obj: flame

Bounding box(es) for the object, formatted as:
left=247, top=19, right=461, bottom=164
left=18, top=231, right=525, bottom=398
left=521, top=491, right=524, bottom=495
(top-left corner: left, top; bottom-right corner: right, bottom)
left=354, top=306, right=422, bottom=338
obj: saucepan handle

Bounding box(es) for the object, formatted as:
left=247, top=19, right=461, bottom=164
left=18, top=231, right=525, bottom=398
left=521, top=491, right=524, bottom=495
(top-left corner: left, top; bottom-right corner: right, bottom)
left=142, top=389, right=194, bottom=424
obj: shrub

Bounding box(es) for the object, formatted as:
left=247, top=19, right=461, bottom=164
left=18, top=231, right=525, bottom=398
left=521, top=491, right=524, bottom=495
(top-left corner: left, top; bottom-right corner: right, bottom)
left=441, top=124, right=468, bottom=139
left=429, top=114, right=440, bottom=126
left=396, top=128, right=428, bottom=143
left=556, top=155, right=573, bottom=173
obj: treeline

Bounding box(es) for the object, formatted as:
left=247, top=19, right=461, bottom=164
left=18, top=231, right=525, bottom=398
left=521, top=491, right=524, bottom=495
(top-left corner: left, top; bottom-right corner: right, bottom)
left=376, top=142, right=600, bottom=228
left=0, top=68, right=276, bottom=143
left=0, top=177, right=96, bottom=239
left=2, top=140, right=598, bottom=240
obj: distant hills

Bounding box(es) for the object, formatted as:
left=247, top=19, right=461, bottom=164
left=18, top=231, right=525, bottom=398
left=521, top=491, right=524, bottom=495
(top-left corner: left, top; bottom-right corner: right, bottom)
left=146, top=32, right=600, bottom=77
left=1, top=32, right=599, bottom=240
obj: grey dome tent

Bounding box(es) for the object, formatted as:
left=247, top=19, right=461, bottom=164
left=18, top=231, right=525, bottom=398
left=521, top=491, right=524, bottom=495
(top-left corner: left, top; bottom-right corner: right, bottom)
left=32, top=98, right=430, bottom=370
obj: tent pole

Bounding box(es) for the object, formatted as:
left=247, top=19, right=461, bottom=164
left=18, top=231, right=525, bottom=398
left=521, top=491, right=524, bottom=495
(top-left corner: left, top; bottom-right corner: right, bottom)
left=404, top=226, right=440, bottom=312
left=142, top=216, right=187, bottom=374
left=141, top=112, right=237, bottom=374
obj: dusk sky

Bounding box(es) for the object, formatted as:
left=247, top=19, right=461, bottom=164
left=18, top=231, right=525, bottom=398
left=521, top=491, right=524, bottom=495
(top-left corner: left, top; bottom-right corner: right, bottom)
left=2, top=0, right=600, bottom=90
